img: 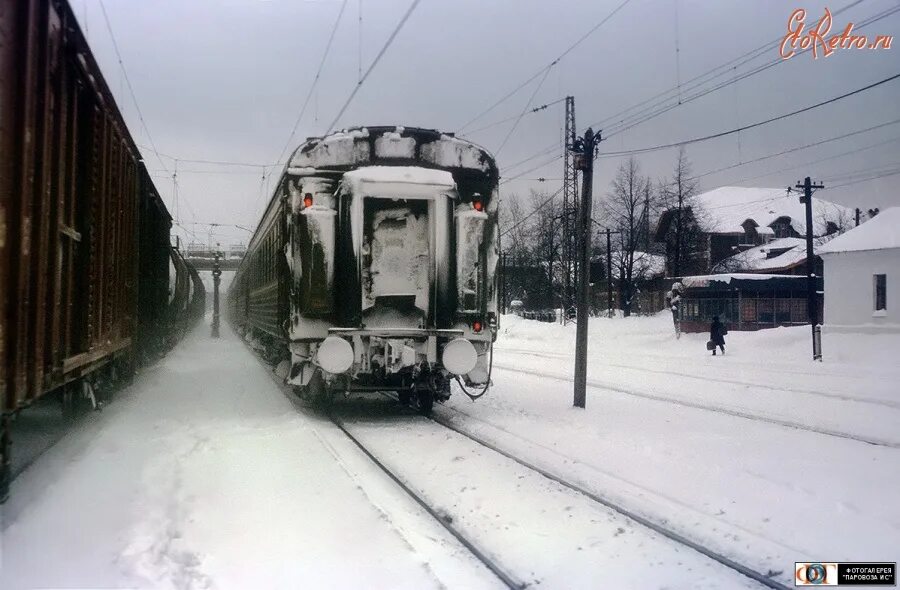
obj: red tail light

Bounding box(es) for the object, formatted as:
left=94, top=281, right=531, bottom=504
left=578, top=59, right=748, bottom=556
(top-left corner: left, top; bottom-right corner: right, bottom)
left=472, top=200, right=483, bottom=212
left=472, top=320, right=482, bottom=333
left=303, top=193, right=314, bottom=208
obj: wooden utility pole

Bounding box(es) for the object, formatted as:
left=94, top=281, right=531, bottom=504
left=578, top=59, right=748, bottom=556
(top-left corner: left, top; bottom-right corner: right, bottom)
left=501, top=251, right=508, bottom=314
left=573, top=128, right=598, bottom=408
left=795, top=177, right=824, bottom=361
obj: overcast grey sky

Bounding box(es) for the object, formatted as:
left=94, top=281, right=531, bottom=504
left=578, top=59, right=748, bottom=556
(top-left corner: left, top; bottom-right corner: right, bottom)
left=76, top=0, right=900, bottom=247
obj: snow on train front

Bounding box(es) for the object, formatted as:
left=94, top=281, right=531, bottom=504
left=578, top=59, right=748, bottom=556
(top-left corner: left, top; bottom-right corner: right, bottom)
left=283, top=127, right=499, bottom=411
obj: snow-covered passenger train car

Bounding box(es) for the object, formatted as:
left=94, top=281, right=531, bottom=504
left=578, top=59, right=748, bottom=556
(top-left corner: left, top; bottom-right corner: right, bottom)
left=229, top=127, right=499, bottom=411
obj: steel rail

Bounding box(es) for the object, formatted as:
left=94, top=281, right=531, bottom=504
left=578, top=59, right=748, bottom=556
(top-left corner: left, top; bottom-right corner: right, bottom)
left=240, top=331, right=525, bottom=589
left=428, top=413, right=792, bottom=590
left=330, top=416, right=526, bottom=590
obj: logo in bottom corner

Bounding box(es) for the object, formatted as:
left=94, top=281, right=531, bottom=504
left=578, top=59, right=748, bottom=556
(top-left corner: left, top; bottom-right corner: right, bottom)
left=796, top=562, right=838, bottom=586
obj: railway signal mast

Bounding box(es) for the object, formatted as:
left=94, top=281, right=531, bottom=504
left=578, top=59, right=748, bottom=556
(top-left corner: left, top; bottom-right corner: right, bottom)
left=561, top=96, right=579, bottom=323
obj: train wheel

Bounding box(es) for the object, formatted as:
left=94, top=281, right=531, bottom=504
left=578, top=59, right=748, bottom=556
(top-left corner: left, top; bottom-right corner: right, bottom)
left=305, top=370, right=335, bottom=410
left=417, top=389, right=434, bottom=415
left=398, top=389, right=412, bottom=406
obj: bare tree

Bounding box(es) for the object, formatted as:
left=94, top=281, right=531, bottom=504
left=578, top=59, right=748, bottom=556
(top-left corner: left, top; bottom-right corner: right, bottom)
left=659, top=147, right=703, bottom=276
left=500, top=194, right=530, bottom=267
left=603, top=157, right=656, bottom=317
left=528, top=189, right=564, bottom=308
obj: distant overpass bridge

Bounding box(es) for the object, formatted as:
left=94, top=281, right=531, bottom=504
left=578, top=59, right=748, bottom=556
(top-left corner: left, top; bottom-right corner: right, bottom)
left=184, top=256, right=242, bottom=271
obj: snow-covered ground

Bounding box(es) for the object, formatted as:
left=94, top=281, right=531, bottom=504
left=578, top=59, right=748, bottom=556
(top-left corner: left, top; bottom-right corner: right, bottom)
left=2, top=305, right=897, bottom=589
left=436, top=313, right=900, bottom=586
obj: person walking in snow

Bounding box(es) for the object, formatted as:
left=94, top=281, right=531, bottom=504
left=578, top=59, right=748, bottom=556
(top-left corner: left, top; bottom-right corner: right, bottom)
left=709, top=315, right=726, bottom=356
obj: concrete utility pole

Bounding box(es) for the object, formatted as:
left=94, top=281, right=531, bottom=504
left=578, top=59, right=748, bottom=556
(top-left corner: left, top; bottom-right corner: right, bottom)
left=211, top=251, right=222, bottom=338
left=573, top=128, right=598, bottom=409
left=796, top=177, right=824, bottom=361
left=606, top=228, right=613, bottom=319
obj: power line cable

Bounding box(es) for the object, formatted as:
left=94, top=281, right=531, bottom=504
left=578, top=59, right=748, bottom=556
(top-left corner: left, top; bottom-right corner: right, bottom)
left=596, top=72, right=900, bottom=158
left=325, top=0, right=422, bottom=134
left=691, top=117, right=900, bottom=181
left=274, top=0, right=349, bottom=166
left=731, top=135, right=900, bottom=185
left=829, top=167, right=900, bottom=188
left=98, top=0, right=168, bottom=173
left=597, top=2, right=898, bottom=139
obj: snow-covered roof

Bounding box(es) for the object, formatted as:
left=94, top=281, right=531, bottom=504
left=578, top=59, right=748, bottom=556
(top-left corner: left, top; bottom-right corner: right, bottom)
left=819, top=207, right=900, bottom=254
left=341, top=166, right=456, bottom=199
left=682, top=273, right=801, bottom=287
left=712, top=237, right=807, bottom=273
left=287, top=126, right=495, bottom=175
left=662, top=186, right=852, bottom=237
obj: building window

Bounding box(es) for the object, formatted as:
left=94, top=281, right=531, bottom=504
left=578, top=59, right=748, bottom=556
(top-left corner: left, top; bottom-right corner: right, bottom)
left=874, top=274, right=887, bottom=312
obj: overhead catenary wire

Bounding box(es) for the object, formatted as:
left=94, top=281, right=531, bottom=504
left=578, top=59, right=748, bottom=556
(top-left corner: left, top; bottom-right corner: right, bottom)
left=325, top=0, right=422, bottom=134
left=463, top=98, right=566, bottom=137
left=274, top=0, right=350, bottom=166
left=499, top=74, right=900, bottom=229
left=592, top=0, right=867, bottom=133
left=494, top=67, right=554, bottom=157
left=455, top=0, right=634, bottom=133
left=97, top=0, right=168, bottom=173
left=499, top=185, right=564, bottom=238
left=138, top=145, right=274, bottom=168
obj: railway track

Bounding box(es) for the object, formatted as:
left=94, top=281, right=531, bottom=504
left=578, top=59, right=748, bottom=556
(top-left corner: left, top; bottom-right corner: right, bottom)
left=245, top=334, right=787, bottom=588
left=329, top=416, right=526, bottom=589
left=422, top=411, right=791, bottom=590
left=492, top=362, right=900, bottom=449
left=495, top=347, right=900, bottom=410
left=339, top=391, right=791, bottom=589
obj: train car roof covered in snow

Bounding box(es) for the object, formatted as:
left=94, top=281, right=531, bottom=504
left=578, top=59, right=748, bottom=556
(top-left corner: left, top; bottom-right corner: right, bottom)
left=341, top=166, right=456, bottom=199
left=286, top=126, right=499, bottom=188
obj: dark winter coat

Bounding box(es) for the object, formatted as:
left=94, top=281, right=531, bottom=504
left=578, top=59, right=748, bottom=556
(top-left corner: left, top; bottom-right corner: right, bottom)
left=710, top=319, right=726, bottom=345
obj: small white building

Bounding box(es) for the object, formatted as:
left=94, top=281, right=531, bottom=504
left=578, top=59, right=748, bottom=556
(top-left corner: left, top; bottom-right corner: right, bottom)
left=819, top=207, right=900, bottom=333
